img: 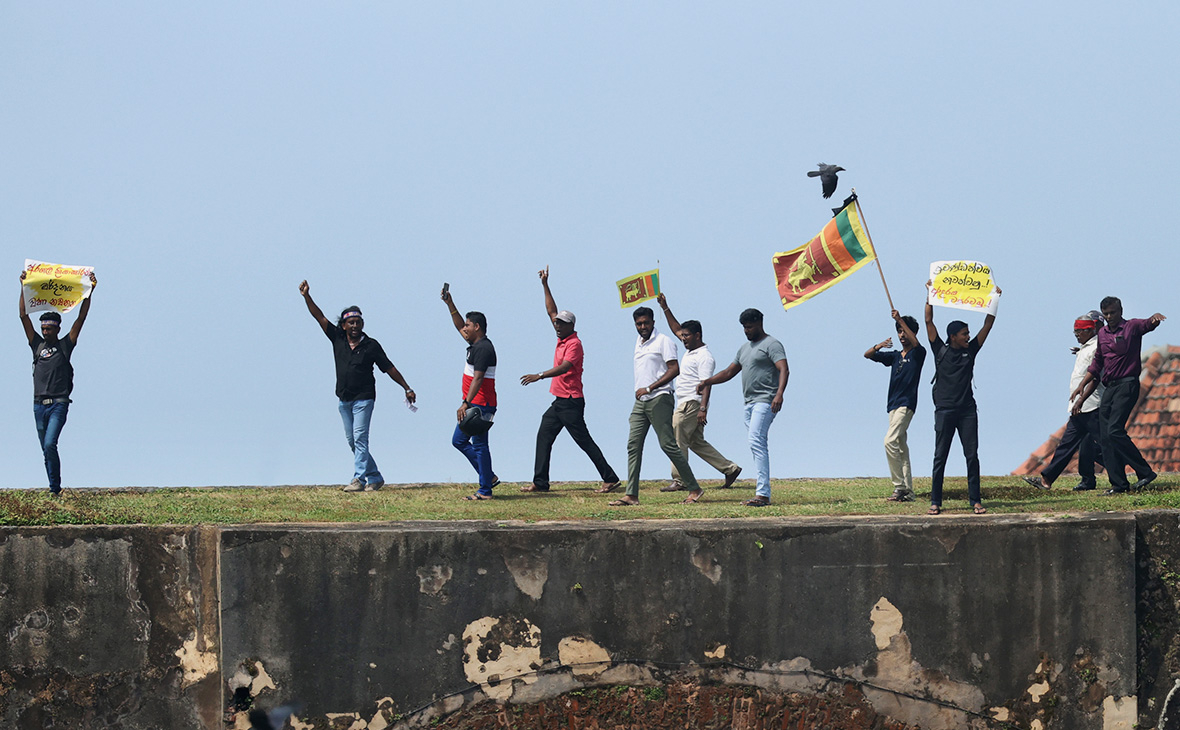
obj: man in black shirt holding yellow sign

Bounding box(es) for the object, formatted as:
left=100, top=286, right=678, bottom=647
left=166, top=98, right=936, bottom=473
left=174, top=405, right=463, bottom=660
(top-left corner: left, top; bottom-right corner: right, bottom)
left=300, top=280, right=416, bottom=492
left=924, top=279, right=1001, bottom=516
left=19, top=270, right=97, bottom=495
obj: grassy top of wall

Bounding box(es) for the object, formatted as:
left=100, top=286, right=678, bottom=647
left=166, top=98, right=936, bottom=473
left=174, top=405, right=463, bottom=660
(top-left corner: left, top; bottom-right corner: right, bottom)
left=1, top=474, right=1178, bottom=525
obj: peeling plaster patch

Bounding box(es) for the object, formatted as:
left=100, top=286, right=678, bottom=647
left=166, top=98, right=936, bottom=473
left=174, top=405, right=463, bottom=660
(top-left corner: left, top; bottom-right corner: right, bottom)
left=705, top=643, right=727, bottom=659
left=288, top=717, right=313, bottom=730
left=1031, top=720, right=1044, bottom=730
left=558, top=636, right=611, bottom=678
left=1098, top=665, right=1121, bottom=684
left=1102, top=695, right=1136, bottom=730
left=417, top=564, right=453, bottom=595
left=502, top=552, right=548, bottom=600
left=990, top=707, right=1010, bottom=721
left=325, top=713, right=366, bottom=730
left=174, top=632, right=218, bottom=688
left=869, top=597, right=903, bottom=650
left=858, top=598, right=985, bottom=729
left=462, top=616, right=542, bottom=700
left=438, top=633, right=458, bottom=655
left=933, top=530, right=965, bottom=555
left=969, top=653, right=983, bottom=671
left=691, top=547, right=722, bottom=584
left=1028, top=681, right=1050, bottom=703
left=477, top=568, right=487, bottom=575
left=367, top=697, right=396, bottom=730
left=251, top=661, right=277, bottom=695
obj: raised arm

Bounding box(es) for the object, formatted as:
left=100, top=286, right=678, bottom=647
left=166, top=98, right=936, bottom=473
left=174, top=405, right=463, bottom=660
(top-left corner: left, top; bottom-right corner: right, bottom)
left=656, top=293, right=682, bottom=334
left=18, top=272, right=35, bottom=345
left=893, top=309, right=918, bottom=344
left=1147, top=313, right=1168, bottom=331
left=299, top=280, right=332, bottom=336
left=864, top=337, right=893, bottom=359
left=441, top=286, right=466, bottom=337
left=67, top=272, right=97, bottom=345
left=974, top=286, right=1002, bottom=347
left=924, top=280, right=939, bottom=345
left=539, top=266, right=558, bottom=323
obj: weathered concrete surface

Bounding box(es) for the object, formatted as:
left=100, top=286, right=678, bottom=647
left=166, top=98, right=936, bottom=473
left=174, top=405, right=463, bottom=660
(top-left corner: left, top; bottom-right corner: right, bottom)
left=0, top=526, right=221, bottom=729
left=1136, top=510, right=1180, bottom=729
left=219, top=514, right=1137, bottom=729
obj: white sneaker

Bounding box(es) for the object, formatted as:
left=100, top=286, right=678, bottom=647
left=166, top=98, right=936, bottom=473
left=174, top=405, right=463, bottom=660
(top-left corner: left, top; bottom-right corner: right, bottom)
left=343, top=479, right=365, bottom=492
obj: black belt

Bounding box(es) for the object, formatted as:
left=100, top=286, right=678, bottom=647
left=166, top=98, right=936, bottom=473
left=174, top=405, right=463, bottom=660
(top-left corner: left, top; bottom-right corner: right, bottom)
left=36, top=397, right=71, bottom=405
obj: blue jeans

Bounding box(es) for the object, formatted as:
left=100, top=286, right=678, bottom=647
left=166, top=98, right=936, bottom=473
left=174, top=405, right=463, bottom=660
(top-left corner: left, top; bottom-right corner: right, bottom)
left=453, top=405, right=496, bottom=495
left=744, top=402, right=776, bottom=499
left=33, top=401, right=69, bottom=492
left=338, top=399, right=383, bottom=485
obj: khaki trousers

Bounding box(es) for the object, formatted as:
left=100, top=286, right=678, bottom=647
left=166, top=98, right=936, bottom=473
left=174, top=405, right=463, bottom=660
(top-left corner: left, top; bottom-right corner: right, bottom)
left=671, top=399, right=740, bottom=481
left=884, top=406, right=914, bottom=494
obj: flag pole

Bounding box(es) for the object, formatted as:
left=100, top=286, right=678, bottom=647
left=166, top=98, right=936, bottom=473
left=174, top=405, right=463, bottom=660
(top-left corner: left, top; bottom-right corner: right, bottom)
left=852, top=190, right=895, bottom=312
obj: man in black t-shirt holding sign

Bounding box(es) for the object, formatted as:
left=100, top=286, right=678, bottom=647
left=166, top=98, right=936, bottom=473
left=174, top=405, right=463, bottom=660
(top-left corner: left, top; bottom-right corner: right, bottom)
left=300, top=280, right=416, bottom=492
left=19, top=270, right=97, bottom=495
left=924, top=279, right=1001, bottom=516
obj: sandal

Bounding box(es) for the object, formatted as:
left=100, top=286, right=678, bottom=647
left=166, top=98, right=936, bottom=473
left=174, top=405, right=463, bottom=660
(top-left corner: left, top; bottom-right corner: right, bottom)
left=596, top=481, right=622, bottom=494
left=1021, top=476, right=1050, bottom=490
left=608, top=499, right=638, bottom=506
left=742, top=497, right=771, bottom=507
left=519, top=484, right=549, bottom=493
left=463, top=493, right=493, bottom=501
left=927, top=505, right=941, bottom=515
left=972, top=503, right=987, bottom=515
left=681, top=490, right=703, bottom=504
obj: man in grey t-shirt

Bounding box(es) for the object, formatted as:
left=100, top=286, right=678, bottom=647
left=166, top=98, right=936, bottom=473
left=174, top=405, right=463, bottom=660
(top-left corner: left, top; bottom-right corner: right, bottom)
left=697, top=308, right=788, bottom=506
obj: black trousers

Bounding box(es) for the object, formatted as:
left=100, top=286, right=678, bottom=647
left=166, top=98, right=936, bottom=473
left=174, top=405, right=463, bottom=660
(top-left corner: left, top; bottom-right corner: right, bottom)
left=1041, top=409, right=1104, bottom=486
left=931, top=406, right=980, bottom=506
left=1099, top=376, right=1154, bottom=488
left=533, top=397, right=618, bottom=489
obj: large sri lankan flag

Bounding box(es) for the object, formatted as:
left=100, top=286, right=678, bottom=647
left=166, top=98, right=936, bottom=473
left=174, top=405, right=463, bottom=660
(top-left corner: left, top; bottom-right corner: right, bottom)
left=772, top=202, right=876, bottom=311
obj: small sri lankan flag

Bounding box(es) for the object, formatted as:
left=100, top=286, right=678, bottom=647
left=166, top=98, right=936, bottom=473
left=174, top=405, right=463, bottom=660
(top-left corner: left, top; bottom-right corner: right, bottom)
left=616, top=268, right=660, bottom=308
left=772, top=201, right=875, bottom=311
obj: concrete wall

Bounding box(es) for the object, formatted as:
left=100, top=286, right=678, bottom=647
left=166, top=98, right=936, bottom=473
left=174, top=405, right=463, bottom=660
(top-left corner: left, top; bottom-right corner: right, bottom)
left=0, top=515, right=1159, bottom=729
left=0, top=526, right=221, bottom=730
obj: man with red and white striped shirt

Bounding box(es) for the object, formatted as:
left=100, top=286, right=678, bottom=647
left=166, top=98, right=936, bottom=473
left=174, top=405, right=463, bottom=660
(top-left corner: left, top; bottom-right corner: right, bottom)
left=442, top=285, right=498, bottom=500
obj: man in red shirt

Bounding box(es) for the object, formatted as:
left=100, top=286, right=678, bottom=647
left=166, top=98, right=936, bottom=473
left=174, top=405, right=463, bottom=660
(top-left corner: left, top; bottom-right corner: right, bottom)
left=520, top=267, right=620, bottom=493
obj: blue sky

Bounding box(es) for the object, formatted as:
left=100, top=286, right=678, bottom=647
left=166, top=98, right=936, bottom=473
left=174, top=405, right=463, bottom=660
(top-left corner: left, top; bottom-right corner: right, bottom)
left=2, top=2, right=1176, bottom=488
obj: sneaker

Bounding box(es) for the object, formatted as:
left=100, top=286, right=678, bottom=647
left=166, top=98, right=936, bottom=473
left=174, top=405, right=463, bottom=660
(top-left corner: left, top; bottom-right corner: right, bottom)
left=343, top=478, right=365, bottom=492
left=364, top=480, right=384, bottom=492
left=660, top=480, right=687, bottom=492
left=886, top=490, right=915, bottom=502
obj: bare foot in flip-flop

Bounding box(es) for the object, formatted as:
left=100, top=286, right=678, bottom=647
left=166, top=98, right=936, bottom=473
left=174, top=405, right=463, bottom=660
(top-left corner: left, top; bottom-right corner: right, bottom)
left=682, top=489, right=703, bottom=504
left=463, top=493, right=493, bottom=501
left=596, top=481, right=621, bottom=494
left=608, top=497, right=639, bottom=506
left=973, top=503, right=987, bottom=514
left=742, top=496, right=770, bottom=507
left=927, top=505, right=941, bottom=515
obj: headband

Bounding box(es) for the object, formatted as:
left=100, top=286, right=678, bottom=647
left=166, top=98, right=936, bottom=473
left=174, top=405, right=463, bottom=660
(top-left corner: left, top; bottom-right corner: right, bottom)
left=342, top=310, right=363, bottom=320
left=1074, top=319, right=1097, bottom=329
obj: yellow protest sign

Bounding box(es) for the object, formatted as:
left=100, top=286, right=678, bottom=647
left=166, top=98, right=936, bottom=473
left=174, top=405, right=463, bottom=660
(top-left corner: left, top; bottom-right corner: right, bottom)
left=616, top=269, right=660, bottom=308
left=22, top=259, right=95, bottom=314
left=927, top=260, right=999, bottom=315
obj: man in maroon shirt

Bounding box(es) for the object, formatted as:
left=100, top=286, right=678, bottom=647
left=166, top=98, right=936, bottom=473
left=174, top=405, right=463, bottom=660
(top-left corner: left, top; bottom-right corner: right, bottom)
left=520, top=267, right=620, bottom=493
left=1072, top=296, right=1166, bottom=494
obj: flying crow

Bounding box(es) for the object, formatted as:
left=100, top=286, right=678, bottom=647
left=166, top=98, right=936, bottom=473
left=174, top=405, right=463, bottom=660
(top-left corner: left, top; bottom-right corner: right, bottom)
left=807, top=164, right=845, bottom=199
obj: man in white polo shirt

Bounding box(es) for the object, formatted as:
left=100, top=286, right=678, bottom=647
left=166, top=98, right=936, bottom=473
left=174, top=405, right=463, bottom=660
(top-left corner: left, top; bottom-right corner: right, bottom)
left=606, top=305, right=700, bottom=506
left=656, top=294, right=742, bottom=499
